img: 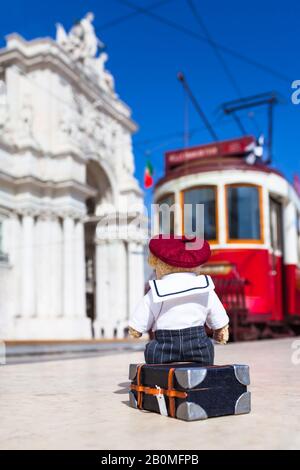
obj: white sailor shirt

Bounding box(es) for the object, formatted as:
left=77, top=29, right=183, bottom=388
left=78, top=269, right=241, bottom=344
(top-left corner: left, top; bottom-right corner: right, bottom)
left=129, top=272, right=229, bottom=334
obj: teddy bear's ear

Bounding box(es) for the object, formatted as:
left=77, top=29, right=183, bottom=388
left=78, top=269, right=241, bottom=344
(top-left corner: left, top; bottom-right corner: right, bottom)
left=148, top=252, right=158, bottom=267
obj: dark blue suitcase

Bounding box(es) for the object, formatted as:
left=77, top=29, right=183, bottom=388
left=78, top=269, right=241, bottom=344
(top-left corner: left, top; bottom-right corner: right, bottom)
left=129, top=363, right=251, bottom=421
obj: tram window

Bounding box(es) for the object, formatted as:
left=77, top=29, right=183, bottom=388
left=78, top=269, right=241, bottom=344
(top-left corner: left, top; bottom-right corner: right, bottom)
left=227, top=185, right=261, bottom=241
left=157, top=194, right=175, bottom=235
left=269, top=198, right=283, bottom=252
left=183, top=187, right=217, bottom=240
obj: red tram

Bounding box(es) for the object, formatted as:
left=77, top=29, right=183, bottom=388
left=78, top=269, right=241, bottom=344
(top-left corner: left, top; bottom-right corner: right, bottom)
left=154, top=136, right=300, bottom=340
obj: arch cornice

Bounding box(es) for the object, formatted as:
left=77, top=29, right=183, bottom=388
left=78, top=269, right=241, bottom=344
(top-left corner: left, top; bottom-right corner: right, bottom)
left=0, top=34, right=137, bottom=133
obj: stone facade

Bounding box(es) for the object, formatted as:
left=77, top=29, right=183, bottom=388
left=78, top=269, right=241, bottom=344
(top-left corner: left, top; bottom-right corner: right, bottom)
left=0, top=14, right=145, bottom=340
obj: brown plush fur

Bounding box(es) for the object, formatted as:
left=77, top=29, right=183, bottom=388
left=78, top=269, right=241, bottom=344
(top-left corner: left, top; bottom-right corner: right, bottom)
left=148, top=252, right=202, bottom=279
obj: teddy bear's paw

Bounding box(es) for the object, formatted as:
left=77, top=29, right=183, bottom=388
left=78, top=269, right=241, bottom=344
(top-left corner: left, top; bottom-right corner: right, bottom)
left=128, top=327, right=142, bottom=338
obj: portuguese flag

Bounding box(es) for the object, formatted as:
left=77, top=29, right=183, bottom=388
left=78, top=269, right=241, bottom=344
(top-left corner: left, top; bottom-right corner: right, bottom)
left=144, top=160, right=154, bottom=189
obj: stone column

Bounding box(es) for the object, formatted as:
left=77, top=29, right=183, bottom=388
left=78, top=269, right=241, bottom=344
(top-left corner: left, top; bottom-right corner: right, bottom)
left=50, top=216, right=63, bottom=317
left=1, top=214, right=9, bottom=256
left=62, top=215, right=75, bottom=317
left=95, top=240, right=110, bottom=337
left=112, top=240, right=128, bottom=338
left=7, top=212, right=22, bottom=317
left=20, top=210, right=35, bottom=317
left=95, top=238, right=128, bottom=338
left=127, top=241, right=145, bottom=319
left=35, top=213, right=52, bottom=317
left=74, top=218, right=86, bottom=318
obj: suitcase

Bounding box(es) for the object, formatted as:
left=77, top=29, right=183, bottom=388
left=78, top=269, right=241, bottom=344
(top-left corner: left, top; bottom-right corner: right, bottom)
left=129, top=362, right=251, bottom=421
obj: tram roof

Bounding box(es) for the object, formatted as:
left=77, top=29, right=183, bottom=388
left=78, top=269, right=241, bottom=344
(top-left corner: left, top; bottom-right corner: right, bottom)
left=156, top=135, right=286, bottom=188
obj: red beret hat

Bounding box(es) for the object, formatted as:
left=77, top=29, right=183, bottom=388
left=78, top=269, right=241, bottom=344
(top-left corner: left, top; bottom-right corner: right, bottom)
left=149, top=234, right=211, bottom=268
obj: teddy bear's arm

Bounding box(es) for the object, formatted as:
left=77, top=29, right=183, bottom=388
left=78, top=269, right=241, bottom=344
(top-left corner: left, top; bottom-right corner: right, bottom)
left=128, top=293, right=155, bottom=338
left=206, top=290, right=230, bottom=344
left=213, top=324, right=229, bottom=344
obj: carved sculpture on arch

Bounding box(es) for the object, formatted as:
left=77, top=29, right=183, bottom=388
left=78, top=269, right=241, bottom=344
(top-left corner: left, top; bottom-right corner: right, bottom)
left=55, top=12, right=115, bottom=96
left=0, top=80, right=15, bottom=147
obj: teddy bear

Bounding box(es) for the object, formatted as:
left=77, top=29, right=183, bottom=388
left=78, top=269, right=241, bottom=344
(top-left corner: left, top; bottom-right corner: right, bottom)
left=129, top=234, right=229, bottom=365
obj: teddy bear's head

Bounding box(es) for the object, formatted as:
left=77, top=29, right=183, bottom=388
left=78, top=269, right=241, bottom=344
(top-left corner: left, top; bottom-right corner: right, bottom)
left=148, top=252, right=202, bottom=279
left=148, top=234, right=211, bottom=279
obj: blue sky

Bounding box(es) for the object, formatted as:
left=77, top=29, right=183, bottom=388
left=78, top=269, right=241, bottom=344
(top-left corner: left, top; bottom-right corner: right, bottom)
left=1, top=0, right=299, bottom=205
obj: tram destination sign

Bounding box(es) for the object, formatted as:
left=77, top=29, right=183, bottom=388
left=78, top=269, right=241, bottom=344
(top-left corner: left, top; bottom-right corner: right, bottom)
left=165, top=136, right=255, bottom=171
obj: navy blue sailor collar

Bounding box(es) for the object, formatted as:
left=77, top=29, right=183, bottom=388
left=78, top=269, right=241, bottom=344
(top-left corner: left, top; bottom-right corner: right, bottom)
left=149, top=272, right=215, bottom=304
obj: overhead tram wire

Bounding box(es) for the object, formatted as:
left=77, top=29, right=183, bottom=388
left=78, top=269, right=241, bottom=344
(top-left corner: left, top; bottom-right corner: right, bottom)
left=186, top=0, right=265, bottom=138
left=177, top=72, right=219, bottom=142
left=221, top=92, right=279, bottom=163
left=134, top=128, right=201, bottom=146
left=134, top=111, right=243, bottom=146
left=186, top=0, right=250, bottom=136
left=183, top=82, right=190, bottom=147
left=98, top=0, right=174, bottom=31
left=13, top=1, right=290, bottom=123
left=116, top=0, right=292, bottom=83
left=186, top=0, right=242, bottom=97
left=134, top=126, right=204, bottom=158
left=134, top=107, right=268, bottom=158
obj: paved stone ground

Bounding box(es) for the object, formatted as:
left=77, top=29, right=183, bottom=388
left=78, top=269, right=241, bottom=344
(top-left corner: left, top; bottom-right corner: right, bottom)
left=0, top=338, right=300, bottom=450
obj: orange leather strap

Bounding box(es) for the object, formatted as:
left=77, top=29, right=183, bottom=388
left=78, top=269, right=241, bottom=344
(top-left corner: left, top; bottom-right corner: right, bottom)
left=136, top=364, right=144, bottom=409
left=131, top=366, right=186, bottom=417
left=168, top=368, right=176, bottom=418
left=131, top=384, right=187, bottom=400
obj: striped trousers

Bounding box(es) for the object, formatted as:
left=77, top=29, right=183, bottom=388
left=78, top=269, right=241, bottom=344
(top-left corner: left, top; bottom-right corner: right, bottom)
left=144, top=326, right=214, bottom=365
